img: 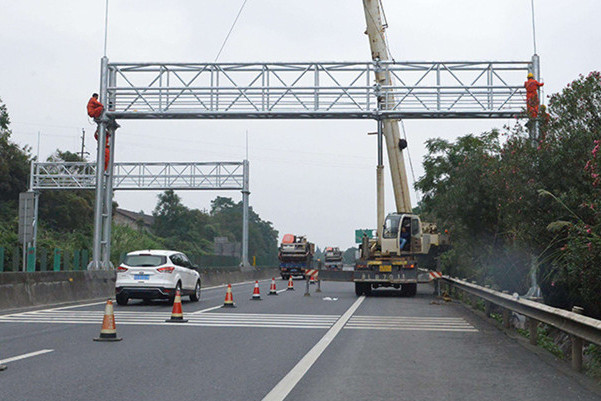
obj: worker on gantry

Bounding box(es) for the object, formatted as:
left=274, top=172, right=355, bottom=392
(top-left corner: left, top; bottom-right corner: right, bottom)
left=87, top=93, right=104, bottom=119
left=87, top=93, right=110, bottom=171
left=524, top=72, right=544, bottom=119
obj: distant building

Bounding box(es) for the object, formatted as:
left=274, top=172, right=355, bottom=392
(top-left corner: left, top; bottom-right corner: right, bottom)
left=114, top=208, right=154, bottom=231
left=214, top=236, right=241, bottom=257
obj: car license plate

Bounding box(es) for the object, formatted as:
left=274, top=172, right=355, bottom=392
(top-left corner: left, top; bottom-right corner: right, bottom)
left=134, top=274, right=150, bottom=280
left=379, top=265, right=392, bottom=272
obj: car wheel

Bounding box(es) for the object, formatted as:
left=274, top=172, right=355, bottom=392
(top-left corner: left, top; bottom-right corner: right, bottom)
left=190, top=280, right=201, bottom=302
left=116, top=293, right=129, bottom=306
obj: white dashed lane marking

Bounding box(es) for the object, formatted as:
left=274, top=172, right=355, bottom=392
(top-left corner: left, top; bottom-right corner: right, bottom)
left=345, top=315, right=478, bottom=332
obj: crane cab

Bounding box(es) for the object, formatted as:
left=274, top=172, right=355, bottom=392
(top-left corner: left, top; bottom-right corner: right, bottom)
left=381, top=213, right=422, bottom=256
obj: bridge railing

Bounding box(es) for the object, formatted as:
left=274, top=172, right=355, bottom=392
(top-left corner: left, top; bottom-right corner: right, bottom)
left=441, top=277, right=601, bottom=372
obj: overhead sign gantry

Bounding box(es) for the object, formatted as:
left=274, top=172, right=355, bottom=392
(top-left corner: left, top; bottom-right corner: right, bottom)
left=90, top=16, right=537, bottom=270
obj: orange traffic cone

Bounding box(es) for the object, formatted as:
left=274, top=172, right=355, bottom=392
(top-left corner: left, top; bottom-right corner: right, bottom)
left=223, top=284, right=236, bottom=308
left=93, top=299, right=122, bottom=342
left=268, top=277, right=278, bottom=296
left=165, top=289, right=188, bottom=323
left=310, top=275, right=316, bottom=285
left=250, top=280, right=262, bottom=300
left=287, top=276, right=294, bottom=291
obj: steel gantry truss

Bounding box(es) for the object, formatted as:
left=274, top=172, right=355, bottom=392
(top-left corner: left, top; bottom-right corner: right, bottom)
left=29, top=161, right=250, bottom=270
left=104, top=60, right=533, bottom=120
left=89, top=55, right=537, bottom=270
left=31, top=161, right=247, bottom=191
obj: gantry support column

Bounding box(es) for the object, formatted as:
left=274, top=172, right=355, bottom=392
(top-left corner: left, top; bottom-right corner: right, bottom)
left=241, top=160, right=251, bottom=269
left=376, top=119, right=385, bottom=240
left=101, top=68, right=118, bottom=269
left=91, top=56, right=109, bottom=270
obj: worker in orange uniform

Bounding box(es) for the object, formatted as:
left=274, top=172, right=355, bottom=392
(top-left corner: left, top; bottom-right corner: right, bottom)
left=87, top=93, right=104, bottom=119
left=524, top=73, right=544, bottom=119
left=94, top=129, right=111, bottom=171
left=88, top=93, right=111, bottom=170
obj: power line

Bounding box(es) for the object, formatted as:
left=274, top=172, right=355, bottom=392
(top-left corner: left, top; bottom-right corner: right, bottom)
left=214, top=0, right=250, bottom=62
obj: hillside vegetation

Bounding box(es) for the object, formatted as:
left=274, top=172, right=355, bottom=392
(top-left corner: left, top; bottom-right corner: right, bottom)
left=416, top=72, right=601, bottom=317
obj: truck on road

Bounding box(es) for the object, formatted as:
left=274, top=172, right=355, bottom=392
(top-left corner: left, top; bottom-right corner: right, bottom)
left=278, top=234, right=315, bottom=280
left=324, top=247, right=343, bottom=271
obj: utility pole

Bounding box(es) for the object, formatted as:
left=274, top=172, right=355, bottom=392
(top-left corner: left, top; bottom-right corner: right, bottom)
left=80, top=129, right=87, bottom=160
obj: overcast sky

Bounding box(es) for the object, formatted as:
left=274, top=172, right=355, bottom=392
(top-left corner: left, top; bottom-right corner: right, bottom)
left=1, top=1, right=600, bottom=251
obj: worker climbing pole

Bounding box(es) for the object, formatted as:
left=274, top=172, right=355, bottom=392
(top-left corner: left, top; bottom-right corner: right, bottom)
left=87, top=93, right=111, bottom=172
left=526, top=54, right=543, bottom=143
left=525, top=72, right=544, bottom=119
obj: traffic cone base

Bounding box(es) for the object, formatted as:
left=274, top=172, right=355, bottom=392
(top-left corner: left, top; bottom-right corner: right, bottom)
left=166, top=289, right=188, bottom=323
left=251, top=280, right=262, bottom=300
left=223, top=284, right=236, bottom=308
left=268, top=277, right=278, bottom=295
left=94, top=299, right=122, bottom=342
left=0, top=365, right=6, bottom=371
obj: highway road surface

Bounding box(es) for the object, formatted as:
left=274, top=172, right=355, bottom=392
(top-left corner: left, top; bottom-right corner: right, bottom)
left=0, top=280, right=599, bottom=401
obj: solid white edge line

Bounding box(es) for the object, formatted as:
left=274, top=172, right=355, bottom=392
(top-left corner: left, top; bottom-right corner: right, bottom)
left=261, top=296, right=366, bottom=401
left=0, top=349, right=54, bottom=364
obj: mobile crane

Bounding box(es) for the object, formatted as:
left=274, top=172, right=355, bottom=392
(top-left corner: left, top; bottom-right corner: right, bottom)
left=354, top=0, right=448, bottom=297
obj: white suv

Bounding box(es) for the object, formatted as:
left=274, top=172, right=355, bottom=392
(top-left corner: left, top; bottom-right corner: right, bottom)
left=115, top=250, right=201, bottom=305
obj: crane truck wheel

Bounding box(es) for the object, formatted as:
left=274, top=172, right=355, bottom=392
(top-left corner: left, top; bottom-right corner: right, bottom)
left=401, top=283, right=417, bottom=297
left=355, top=283, right=372, bottom=296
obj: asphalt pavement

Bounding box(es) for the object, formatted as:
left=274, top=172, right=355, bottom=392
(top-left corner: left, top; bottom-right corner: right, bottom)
left=0, top=279, right=599, bottom=401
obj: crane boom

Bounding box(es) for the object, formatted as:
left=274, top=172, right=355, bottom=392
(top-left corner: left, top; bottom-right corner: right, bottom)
left=362, top=0, right=412, bottom=214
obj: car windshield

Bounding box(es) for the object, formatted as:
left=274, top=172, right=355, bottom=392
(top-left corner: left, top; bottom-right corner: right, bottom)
left=123, top=255, right=166, bottom=267
left=383, top=215, right=401, bottom=238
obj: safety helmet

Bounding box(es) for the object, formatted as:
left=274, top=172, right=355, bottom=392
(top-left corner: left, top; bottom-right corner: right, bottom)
left=527, top=72, right=534, bottom=79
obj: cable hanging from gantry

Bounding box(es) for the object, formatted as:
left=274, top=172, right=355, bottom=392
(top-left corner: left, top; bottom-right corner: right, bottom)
left=214, top=0, right=251, bottom=62
left=400, top=120, right=420, bottom=203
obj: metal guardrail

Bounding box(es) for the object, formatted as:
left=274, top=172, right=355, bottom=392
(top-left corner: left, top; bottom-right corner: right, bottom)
left=441, top=276, right=601, bottom=372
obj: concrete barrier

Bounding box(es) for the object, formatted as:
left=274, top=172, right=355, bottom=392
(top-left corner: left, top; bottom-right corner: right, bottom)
left=199, top=267, right=279, bottom=287
left=0, top=267, right=280, bottom=311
